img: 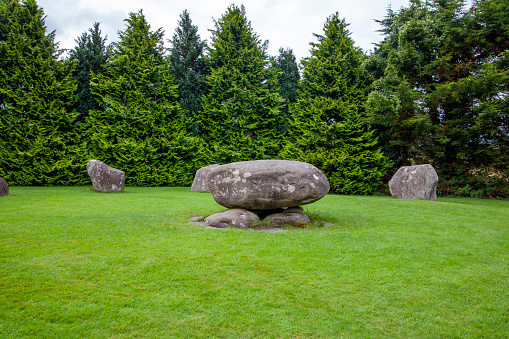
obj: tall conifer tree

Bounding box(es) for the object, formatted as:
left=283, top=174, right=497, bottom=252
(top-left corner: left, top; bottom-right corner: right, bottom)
left=87, top=10, right=207, bottom=186
left=199, top=4, right=284, bottom=163
left=68, top=22, right=108, bottom=122
left=272, top=47, right=300, bottom=104
left=281, top=13, right=390, bottom=194
left=366, top=0, right=509, bottom=196
left=168, top=10, right=208, bottom=135
left=0, top=0, right=82, bottom=185
left=271, top=47, right=300, bottom=132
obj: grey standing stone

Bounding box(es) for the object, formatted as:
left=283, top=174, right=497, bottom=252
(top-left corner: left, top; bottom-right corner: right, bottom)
left=263, top=212, right=310, bottom=225
left=87, top=160, right=125, bottom=192
left=207, top=160, right=330, bottom=210
left=0, top=177, right=8, bottom=197
left=191, top=164, right=220, bottom=192
left=389, top=164, right=439, bottom=201
left=204, top=209, right=260, bottom=229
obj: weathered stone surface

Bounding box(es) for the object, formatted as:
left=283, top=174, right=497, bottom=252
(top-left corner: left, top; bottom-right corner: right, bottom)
left=263, top=212, right=310, bottom=225
left=207, top=160, right=330, bottom=210
left=86, top=160, right=125, bottom=192
left=204, top=209, right=260, bottom=229
left=0, top=177, right=8, bottom=197
left=389, top=164, right=439, bottom=201
left=284, top=206, right=304, bottom=213
left=191, top=164, right=220, bottom=192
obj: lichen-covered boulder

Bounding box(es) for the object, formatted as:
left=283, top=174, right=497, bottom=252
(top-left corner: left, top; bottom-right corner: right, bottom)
left=191, top=164, right=220, bottom=192
left=263, top=212, right=310, bottom=226
left=389, top=164, right=439, bottom=201
left=207, top=160, right=330, bottom=210
left=0, top=177, right=8, bottom=197
left=86, top=160, right=125, bottom=192
left=204, top=209, right=260, bottom=229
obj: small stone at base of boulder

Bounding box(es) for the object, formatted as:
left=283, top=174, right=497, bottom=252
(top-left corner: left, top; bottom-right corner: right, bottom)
left=284, top=206, right=304, bottom=213
left=204, top=209, right=260, bottom=229
left=0, top=177, right=8, bottom=197
left=263, top=212, right=310, bottom=226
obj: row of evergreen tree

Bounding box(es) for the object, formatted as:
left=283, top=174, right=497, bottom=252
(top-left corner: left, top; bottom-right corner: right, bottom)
left=1, top=0, right=507, bottom=197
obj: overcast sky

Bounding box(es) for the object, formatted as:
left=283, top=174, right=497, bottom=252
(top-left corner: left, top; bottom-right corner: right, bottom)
left=38, top=0, right=410, bottom=61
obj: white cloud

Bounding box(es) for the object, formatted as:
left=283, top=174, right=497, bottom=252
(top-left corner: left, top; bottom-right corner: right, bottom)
left=38, top=0, right=409, bottom=60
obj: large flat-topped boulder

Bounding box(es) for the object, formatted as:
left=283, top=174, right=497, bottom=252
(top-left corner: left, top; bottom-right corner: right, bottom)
left=191, top=164, right=219, bottom=192
left=207, top=160, right=330, bottom=210
left=389, top=164, right=438, bottom=201
left=87, top=160, right=125, bottom=192
left=0, top=177, right=8, bottom=197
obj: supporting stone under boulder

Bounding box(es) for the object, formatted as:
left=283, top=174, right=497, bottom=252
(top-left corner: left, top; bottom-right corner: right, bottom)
left=204, top=209, right=260, bottom=229
left=262, top=212, right=310, bottom=226
left=284, top=206, right=304, bottom=213
left=202, top=205, right=312, bottom=229
left=87, top=160, right=125, bottom=193
left=0, top=177, right=8, bottom=197
left=389, top=164, right=439, bottom=201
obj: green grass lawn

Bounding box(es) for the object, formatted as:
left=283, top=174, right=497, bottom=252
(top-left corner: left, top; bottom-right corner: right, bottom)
left=1, top=187, right=508, bottom=338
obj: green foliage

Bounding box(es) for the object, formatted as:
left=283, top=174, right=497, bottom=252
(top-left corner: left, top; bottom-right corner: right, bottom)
left=1, top=1, right=505, bottom=194
left=366, top=71, right=432, bottom=169
left=282, top=13, right=390, bottom=194
left=0, top=0, right=85, bottom=186
left=199, top=5, right=285, bottom=163
left=271, top=47, right=300, bottom=122
left=270, top=47, right=300, bottom=133
left=68, top=22, right=108, bottom=122
left=273, top=48, right=299, bottom=105
left=87, top=10, right=209, bottom=186
left=168, top=10, right=208, bottom=135
left=366, top=0, right=509, bottom=196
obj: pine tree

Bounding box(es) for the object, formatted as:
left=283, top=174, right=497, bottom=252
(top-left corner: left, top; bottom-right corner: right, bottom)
left=0, top=0, right=83, bottom=185
left=68, top=22, right=108, bottom=122
left=281, top=13, right=390, bottom=194
left=168, top=10, right=208, bottom=135
left=271, top=47, right=299, bottom=132
left=199, top=4, right=284, bottom=163
left=87, top=10, right=208, bottom=186
left=272, top=47, right=299, bottom=105
left=366, top=0, right=509, bottom=196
